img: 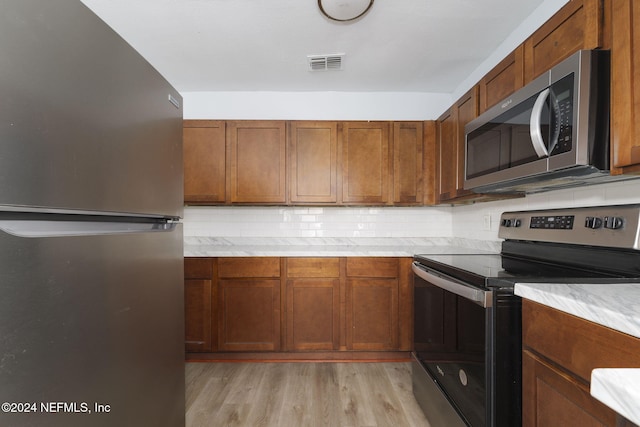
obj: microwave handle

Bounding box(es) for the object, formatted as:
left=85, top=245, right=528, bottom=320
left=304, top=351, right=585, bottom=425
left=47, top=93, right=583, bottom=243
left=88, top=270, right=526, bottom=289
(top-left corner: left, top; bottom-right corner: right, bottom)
left=530, top=88, right=550, bottom=158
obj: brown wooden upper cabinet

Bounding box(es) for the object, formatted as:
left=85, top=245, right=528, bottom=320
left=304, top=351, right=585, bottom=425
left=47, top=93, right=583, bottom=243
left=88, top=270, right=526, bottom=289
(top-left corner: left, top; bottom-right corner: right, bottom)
left=523, top=0, right=605, bottom=84
left=341, top=121, right=391, bottom=205
left=436, top=88, right=479, bottom=203
left=184, top=120, right=429, bottom=206
left=183, top=120, right=226, bottom=204
left=227, top=120, right=287, bottom=204
left=289, top=121, right=339, bottom=204
left=393, top=121, right=425, bottom=204
left=479, top=46, right=525, bottom=114
left=610, top=0, right=640, bottom=174
left=436, top=107, right=456, bottom=202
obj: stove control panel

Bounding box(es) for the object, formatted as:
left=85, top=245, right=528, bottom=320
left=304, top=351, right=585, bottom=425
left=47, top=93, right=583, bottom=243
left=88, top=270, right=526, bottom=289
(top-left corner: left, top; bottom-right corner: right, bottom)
left=530, top=215, right=574, bottom=229
left=498, top=204, right=640, bottom=249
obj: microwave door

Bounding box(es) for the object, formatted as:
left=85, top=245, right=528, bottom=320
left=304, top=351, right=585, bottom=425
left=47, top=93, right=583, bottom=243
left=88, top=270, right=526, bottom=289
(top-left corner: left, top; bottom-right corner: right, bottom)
left=465, top=93, right=550, bottom=190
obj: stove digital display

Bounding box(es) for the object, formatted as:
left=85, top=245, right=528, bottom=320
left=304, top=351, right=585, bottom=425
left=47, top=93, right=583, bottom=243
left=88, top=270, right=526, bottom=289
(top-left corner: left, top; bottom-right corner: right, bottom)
left=530, top=215, right=574, bottom=229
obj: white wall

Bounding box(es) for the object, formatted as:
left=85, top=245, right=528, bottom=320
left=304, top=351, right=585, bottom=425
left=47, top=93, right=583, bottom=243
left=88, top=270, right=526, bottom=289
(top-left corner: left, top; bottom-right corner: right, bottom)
left=182, top=91, right=451, bottom=121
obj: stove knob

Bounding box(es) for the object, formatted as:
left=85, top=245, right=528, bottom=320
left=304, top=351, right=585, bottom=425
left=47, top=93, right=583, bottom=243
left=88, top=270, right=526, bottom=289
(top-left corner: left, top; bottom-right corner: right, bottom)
left=513, top=219, right=522, bottom=227
left=502, top=219, right=512, bottom=227
left=604, top=216, right=624, bottom=229
left=585, top=216, right=603, bottom=229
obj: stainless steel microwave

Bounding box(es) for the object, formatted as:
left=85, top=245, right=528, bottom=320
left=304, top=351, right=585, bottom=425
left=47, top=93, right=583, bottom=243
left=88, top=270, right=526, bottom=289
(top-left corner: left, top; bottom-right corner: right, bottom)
left=463, top=49, right=628, bottom=194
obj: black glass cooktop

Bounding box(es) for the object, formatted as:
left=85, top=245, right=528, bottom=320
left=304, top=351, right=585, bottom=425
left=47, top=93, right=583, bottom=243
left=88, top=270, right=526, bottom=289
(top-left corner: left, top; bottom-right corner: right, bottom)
left=413, top=252, right=636, bottom=290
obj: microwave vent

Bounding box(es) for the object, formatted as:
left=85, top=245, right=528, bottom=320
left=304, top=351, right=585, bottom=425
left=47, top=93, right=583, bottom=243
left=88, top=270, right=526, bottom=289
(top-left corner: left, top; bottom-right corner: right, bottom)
left=308, top=53, right=344, bottom=71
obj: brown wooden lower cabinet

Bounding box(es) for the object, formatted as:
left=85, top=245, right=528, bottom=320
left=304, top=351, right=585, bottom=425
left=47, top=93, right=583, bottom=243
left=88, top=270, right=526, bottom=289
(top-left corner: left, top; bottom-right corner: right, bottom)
left=346, top=278, right=398, bottom=350
left=217, top=257, right=281, bottom=352
left=523, top=350, right=615, bottom=427
left=522, top=300, right=640, bottom=427
left=218, top=278, right=281, bottom=351
left=285, top=257, right=341, bottom=351
left=184, top=258, right=215, bottom=352
left=184, top=256, right=413, bottom=357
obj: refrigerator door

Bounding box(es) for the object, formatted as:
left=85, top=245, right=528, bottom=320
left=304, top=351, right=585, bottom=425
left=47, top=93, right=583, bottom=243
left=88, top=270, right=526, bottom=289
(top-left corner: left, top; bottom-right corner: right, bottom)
left=0, top=221, right=185, bottom=427
left=0, top=0, right=183, bottom=218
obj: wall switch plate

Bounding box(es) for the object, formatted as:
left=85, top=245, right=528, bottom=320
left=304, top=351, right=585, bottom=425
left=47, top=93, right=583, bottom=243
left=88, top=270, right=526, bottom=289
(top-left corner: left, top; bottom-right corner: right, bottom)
left=483, top=214, right=491, bottom=231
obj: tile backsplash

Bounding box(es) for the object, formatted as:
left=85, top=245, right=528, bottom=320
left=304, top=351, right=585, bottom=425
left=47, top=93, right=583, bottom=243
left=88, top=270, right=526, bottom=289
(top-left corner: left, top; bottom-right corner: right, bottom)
left=183, top=206, right=453, bottom=238
left=183, top=179, right=640, bottom=241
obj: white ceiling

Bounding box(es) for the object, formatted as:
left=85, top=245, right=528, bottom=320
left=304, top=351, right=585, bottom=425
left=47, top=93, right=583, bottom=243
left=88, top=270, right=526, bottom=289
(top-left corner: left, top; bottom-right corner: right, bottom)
left=81, top=0, right=548, bottom=94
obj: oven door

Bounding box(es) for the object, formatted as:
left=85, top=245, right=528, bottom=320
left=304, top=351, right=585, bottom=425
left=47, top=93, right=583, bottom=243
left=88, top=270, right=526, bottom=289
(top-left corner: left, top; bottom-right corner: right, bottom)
left=412, top=262, right=490, bottom=427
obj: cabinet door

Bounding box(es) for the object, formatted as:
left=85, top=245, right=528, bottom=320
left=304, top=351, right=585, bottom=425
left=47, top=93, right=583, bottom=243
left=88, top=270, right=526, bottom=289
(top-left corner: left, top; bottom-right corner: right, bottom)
left=342, top=122, right=390, bottom=204
left=436, top=108, right=457, bottom=202
left=285, top=258, right=340, bottom=351
left=522, top=350, right=616, bottom=427
left=393, top=122, right=424, bottom=204
left=289, top=121, right=338, bottom=204
left=423, top=121, right=438, bottom=206
left=184, top=258, right=215, bottom=353
left=479, top=46, right=525, bottom=113
left=228, top=120, right=286, bottom=203
left=346, top=279, right=399, bottom=351
left=454, top=88, right=478, bottom=200
left=218, top=279, right=281, bottom=351
left=523, top=0, right=604, bottom=83
left=437, top=88, right=478, bottom=202
left=184, top=279, right=213, bottom=352
left=286, top=278, right=340, bottom=351
left=183, top=120, right=226, bottom=204
left=611, top=0, right=640, bottom=173
left=217, top=257, right=281, bottom=352
left=345, top=258, right=399, bottom=350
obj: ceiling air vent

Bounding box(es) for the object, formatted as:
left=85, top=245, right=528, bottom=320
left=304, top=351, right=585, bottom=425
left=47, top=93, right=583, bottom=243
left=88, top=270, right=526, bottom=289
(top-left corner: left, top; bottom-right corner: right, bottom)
left=307, top=53, right=344, bottom=71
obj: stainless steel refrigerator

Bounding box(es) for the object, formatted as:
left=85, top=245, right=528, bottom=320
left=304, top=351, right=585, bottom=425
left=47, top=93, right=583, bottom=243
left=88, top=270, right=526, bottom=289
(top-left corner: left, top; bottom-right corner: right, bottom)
left=0, top=1, right=185, bottom=426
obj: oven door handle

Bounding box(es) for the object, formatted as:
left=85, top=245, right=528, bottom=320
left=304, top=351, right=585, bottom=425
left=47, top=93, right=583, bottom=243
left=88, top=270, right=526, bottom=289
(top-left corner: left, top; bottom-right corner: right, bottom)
left=412, top=262, right=492, bottom=308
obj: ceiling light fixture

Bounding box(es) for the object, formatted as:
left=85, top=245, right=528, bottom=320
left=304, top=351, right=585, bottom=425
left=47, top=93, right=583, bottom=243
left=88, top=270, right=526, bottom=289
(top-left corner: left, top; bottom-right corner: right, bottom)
left=318, top=0, right=374, bottom=22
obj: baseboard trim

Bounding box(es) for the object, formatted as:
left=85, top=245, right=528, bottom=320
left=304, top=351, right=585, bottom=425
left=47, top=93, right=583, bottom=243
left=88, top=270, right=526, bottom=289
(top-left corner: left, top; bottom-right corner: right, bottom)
left=186, top=351, right=411, bottom=363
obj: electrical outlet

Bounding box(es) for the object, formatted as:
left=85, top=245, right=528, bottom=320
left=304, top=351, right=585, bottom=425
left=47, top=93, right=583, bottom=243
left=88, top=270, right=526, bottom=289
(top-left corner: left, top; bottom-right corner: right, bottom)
left=482, top=214, right=491, bottom=231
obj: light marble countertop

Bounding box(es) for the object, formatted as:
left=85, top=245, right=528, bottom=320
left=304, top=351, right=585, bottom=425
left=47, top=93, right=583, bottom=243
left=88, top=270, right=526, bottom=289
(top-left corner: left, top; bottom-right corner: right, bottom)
left=184, top=237, right=501, bottom=257
left=514, top=282, right=640, bottom=424
left=514, top=282, right=640, bottom=339
left=591, top=368, right=640, bottom=425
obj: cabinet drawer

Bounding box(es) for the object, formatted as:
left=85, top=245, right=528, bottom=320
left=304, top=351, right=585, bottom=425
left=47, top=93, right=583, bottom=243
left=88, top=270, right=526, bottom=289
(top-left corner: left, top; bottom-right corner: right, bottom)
left=218, top=257, right=280, bottom=278
left=286, top=258, right=340, bottom=278
left=522, top=300, right=640, bottom=383
left=184, top=258, right=213, bottom=279
left=346, top=257, right=398, bottom=278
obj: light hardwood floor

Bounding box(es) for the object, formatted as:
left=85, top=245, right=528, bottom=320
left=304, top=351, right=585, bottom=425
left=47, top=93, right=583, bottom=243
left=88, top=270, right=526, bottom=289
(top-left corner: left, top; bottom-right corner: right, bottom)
left=185, top=362, right=430, bottom=427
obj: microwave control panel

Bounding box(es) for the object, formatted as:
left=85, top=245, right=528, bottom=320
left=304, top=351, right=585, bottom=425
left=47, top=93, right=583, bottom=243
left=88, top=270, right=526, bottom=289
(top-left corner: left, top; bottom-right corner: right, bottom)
left=550, top=73, right=574, bottom=155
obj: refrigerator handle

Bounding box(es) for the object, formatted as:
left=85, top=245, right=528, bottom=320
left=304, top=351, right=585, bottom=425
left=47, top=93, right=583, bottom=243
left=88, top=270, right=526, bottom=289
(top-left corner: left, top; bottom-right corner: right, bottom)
left=0, top=220, right=177, bottom=238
